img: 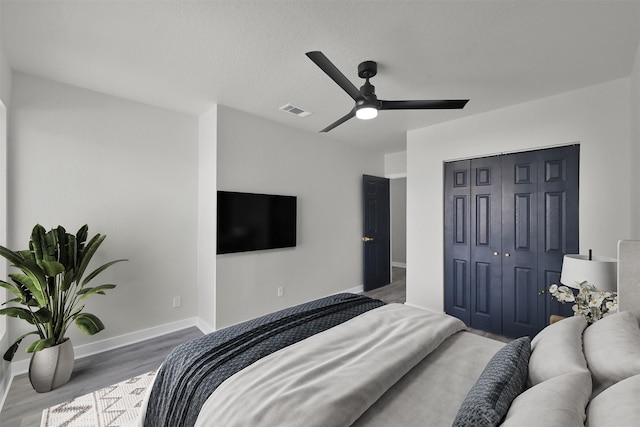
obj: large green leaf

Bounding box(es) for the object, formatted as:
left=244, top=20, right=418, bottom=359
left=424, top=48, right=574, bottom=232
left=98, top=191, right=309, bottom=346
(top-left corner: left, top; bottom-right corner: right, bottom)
left=0, top=245, right=24, bottom=266
left=56, top=226, right=70, bottom=270
left=39, top=260, right=65, bottom=277
left=0, top=279, right=25, bottom=300
left=74, top=312, right=105, bottom=335
left=0, top=307, right=36, bottom=324
left=10, top=263, right=47, bottom=307
left=82, top=260, right=128, bottom=286
left=25, top=337, right=56, bottom=353
left=43, top=227, right=58, bottom=261
left=3, top=331, right=40, bottom=361
left=30, top=224, right=48, bottom=262
left=76, top=225, right=88, bottom=252
left=77, top=284, right=116, bottom=300
left=66, top=234, right=77, bottom=269
left=75, top=234, right=105, bottom=283
left=61, top=267, right=75, bottom=291
left=69, top=305, right=84, bottom=318
left=33, top=308, right=52, bottom=323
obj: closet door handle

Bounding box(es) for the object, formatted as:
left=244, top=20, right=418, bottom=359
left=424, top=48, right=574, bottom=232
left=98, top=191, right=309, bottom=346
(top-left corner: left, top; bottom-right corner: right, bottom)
left=505, top=252, right=511, bottom=257
left=493, top=251, right=499, bottom=256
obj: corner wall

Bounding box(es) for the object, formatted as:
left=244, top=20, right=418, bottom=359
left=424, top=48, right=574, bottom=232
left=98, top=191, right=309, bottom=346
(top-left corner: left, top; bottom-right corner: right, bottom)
left=7, top=73, right=200, bottom=362
left=0, top=20, right=12, bottom=404
left=406, top=78, right=632, bottom=312
left=215, top=105, right=384, bottom=328
left=197, top=106, right=217, bottom=331
left=631, top=42, right=640, bottom=239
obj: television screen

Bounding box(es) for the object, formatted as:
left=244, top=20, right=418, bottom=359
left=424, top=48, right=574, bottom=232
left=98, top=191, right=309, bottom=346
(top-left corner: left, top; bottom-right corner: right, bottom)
left=217, top=191, right=297, bottom=254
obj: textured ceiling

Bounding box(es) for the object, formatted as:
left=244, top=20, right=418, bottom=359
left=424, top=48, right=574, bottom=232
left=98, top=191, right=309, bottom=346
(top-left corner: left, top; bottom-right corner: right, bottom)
left=2, top=1, right=640, bottom=154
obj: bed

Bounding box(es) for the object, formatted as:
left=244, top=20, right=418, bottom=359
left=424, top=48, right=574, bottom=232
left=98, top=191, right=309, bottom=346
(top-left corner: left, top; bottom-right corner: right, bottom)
left=129, top=240, right=640, bottom=427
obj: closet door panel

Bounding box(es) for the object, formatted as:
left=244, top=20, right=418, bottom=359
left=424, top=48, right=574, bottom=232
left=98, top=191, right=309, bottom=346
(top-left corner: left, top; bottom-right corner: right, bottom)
left=444, top=160, right=471, bottom=324
left=537, top=146, right=580, bottom=324
left=470, top=156, right=502, bottom=334
left=502, top=151, right=539, bottom=338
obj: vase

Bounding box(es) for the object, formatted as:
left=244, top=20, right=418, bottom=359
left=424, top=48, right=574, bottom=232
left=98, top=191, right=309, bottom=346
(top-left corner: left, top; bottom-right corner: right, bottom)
left=28, top=339, right=74, bottom=393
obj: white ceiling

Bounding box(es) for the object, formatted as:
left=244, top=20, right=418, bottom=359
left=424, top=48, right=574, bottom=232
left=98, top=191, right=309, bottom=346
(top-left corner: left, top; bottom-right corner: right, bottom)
left=2, top=1, right=640, bottom=155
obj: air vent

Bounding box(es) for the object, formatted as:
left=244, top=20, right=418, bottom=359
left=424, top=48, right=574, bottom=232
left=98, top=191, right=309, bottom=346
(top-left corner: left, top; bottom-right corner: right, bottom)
left=279, top=103, right=312, bottom=117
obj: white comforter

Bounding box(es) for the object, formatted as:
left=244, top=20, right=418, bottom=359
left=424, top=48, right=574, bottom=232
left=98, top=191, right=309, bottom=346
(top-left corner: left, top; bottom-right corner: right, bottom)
left=193, top=304, right=465, bottom=427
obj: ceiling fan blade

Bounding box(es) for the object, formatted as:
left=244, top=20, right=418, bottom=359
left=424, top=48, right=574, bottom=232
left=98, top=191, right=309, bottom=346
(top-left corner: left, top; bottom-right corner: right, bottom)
left=306, top=51, right=362, bottom=102
left=379, top=99, right=469, bottom=110
left=320, top=108, right=356, bottom=133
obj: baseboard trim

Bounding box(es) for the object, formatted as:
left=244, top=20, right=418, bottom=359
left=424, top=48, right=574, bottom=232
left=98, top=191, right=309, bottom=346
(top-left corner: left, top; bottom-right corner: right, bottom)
left=339, top=285, right=363, bottom=295
left=196, top=318, right=215, bottom=335
left=10, top=317, right=202, bottom=376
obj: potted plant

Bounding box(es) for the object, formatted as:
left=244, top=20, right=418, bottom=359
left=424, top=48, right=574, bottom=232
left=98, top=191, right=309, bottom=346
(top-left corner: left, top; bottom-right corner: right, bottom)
left=0, top=224, right=126, bottom=392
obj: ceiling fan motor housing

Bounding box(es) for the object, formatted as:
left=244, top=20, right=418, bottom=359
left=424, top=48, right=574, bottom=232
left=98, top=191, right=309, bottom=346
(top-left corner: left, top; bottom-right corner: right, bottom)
left=358, top=60, right=377, bottom=79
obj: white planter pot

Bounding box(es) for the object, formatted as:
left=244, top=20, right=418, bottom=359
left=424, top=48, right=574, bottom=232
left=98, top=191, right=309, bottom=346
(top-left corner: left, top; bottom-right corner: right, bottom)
left=28, top=339, right=74, bottom=393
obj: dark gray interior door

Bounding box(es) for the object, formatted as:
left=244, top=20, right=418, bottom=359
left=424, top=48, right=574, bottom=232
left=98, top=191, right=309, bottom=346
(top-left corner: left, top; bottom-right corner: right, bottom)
left=362, top=175, right=390, bottom=291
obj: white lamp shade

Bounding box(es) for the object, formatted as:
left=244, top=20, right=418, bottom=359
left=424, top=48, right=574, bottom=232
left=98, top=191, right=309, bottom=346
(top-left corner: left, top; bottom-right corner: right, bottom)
left=560, top=254, right=617, bottom=292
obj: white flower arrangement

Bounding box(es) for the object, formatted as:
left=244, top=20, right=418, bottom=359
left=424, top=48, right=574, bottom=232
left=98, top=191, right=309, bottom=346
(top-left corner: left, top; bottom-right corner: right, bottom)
left=547, top=282, right=618, bottom=324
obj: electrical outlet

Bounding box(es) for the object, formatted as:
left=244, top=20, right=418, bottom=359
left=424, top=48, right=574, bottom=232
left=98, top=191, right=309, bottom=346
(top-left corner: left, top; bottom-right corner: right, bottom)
left=277, top=286, right=284, bottom=297
left=173, top=296, right=181, bottom=308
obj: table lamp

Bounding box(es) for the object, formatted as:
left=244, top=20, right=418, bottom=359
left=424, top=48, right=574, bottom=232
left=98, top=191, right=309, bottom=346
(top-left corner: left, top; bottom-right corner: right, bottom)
left=560, top=250, right=617, bottom=292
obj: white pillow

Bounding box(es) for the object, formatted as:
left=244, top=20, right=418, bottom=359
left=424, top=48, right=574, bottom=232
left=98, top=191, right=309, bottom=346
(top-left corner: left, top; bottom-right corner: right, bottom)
left=501, top=371, right=591, bottom=427
left=528, top=315, right=588, bottom=386
left=586, top=374, right=640, bottom=427
left=583, top=311, right=640, bottom=396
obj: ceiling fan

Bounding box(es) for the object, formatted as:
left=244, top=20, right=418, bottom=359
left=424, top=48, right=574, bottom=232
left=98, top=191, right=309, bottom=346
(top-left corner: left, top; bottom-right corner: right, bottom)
left=306, top=51, right=469, bottom=132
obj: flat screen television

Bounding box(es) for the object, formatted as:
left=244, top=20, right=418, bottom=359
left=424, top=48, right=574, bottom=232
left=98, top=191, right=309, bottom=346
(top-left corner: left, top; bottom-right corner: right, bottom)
left=217, top=191, right=297, bottom=254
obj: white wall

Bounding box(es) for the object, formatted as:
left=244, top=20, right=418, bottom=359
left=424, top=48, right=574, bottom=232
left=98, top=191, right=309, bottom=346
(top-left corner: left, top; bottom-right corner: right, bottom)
left=631, top=42, right=640, bottom=240
left=385, top=151, right=407, bottom=178
left=0, top=26, right=11, bottom=402
left=7, top=73, right=200, bottom=362
left=215, top=105, right=384, bottom=328
left=406, top=78, right=632, bottom=312
left=391, top=178, right=406, bottom=266
left=0, top=52, right=10, bottom=106
left=197, top=106, right=217, bottom=331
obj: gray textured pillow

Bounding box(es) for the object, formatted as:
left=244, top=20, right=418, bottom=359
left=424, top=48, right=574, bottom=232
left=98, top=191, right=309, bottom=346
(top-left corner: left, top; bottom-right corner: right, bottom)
left=452, top=337, right=531, bottom=427
left=583, top=311, right=640, bottom=396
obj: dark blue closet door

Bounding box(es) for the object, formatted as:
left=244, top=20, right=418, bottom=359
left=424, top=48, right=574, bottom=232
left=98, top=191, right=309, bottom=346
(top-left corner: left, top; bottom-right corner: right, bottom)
left=445, top=145, right=579, bottom=338
left=501, top=151, right=540, bottom=338
left=444, top=160, right=471, bottom=325
left=470, top=156, right=503, bottom=334
left=537, top=145, right=580, bottom=326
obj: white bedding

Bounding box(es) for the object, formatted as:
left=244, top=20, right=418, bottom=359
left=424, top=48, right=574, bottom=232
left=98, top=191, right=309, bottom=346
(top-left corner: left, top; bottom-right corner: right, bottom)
left=129, top=241, right=640, bottom=427
left=194, top=304, right=465, bottom=427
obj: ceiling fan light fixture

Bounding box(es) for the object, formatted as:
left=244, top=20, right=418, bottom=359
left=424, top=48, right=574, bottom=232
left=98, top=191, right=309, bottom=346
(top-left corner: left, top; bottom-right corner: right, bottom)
left=356, top=105, right=378, bottom=120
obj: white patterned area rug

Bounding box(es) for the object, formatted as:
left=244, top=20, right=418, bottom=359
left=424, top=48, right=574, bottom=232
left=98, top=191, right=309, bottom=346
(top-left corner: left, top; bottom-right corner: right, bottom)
left=41, top=371, right=156, bottom=427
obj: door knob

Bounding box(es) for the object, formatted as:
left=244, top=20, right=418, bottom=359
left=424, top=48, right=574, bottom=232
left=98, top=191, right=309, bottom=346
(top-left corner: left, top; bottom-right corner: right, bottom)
left=362, top=237, right=374, bottom=242
left=493, top=251, right=499, bottom=256
left=505, top=252, right=511, bottom=257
